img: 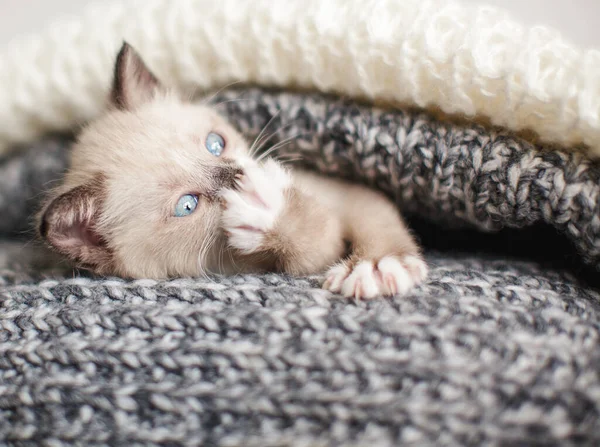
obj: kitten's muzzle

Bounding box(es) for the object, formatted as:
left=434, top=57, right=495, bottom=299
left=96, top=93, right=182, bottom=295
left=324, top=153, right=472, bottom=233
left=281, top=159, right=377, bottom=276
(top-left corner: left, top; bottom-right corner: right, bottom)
left=206, top=164, right=244, bottom=201
left=213, top=164, right=244, bottom=190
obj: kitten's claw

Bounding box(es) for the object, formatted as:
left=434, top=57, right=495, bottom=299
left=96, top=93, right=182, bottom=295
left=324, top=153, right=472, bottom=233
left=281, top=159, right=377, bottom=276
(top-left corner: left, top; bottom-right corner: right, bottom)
left=377, top=256, right=414, bottom=295
left=221, top=159, right=291, bottom=254
left=341, top=261, right=380, bottom=299
left=322, top=263, right=350, bottom=293
left=322, top=255, right=427, bottom=299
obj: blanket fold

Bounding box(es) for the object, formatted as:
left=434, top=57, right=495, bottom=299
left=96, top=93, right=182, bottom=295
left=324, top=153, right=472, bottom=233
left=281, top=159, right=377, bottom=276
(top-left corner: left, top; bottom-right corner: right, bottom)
left=3, top=88, right=600, bottom=271
left=1, top=0, right=600, bottom=156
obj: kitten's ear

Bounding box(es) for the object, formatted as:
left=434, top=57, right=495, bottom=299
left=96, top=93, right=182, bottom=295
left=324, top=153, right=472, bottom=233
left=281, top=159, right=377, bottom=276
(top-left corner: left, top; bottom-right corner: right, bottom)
left=39, top=179, right=112, bottom=271
left=111, top=41, right=163, bottom=110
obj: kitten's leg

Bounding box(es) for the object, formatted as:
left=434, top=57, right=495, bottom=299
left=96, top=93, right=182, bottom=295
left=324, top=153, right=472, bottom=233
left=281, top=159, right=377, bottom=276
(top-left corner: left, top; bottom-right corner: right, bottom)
left=220, top=160, right=345, bottom=275
left=295, top=172, right=428, bottom=299
left=221, top=162, right=426, bottom=298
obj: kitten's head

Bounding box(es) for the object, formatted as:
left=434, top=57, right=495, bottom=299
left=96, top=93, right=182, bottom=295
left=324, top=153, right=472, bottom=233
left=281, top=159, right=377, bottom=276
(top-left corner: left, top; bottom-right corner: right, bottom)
left=39, top=42, right=252, bottom=278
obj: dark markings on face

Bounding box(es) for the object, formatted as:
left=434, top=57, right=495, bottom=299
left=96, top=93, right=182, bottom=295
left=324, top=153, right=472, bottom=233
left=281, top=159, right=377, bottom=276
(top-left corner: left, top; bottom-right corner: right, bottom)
left=203, top=162, right=244, bottom=200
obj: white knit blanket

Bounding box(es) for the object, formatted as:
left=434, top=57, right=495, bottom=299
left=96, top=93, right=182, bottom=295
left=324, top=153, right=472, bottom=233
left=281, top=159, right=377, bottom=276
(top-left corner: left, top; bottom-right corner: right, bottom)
left=1, top=0, right=599, bottom=156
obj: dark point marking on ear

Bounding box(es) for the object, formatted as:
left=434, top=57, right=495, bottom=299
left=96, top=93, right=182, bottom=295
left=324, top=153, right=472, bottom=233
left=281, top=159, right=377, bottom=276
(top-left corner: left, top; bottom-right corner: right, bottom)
left=111, top=41, right=162, bottom=110
left=39, top=175, right=113, bottom=272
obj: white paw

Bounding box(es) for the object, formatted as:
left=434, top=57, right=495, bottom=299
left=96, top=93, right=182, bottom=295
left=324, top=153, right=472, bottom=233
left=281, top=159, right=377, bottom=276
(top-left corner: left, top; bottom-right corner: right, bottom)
left=322, top=255, right=428, bottom=299
left=322, top=263, right=350, bottom=293
left=221, top=159, right=291, bottom=254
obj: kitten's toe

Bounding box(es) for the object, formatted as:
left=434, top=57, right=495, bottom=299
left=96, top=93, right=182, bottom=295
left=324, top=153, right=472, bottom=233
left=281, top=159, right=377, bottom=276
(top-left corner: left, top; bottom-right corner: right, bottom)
left=377, top=255, right=427, bottom=296
left=322, top=263, right=350, bottom=293
left=377, top=256, right=414, bottom=296
left=402, top=255, right=428, bottom=283
left=340, top=261, right=380, bottom=300
left=324, top=255, right=428, bottom=299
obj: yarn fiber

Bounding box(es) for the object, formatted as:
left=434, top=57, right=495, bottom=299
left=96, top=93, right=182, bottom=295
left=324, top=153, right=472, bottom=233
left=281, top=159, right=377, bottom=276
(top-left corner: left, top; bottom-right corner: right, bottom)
left=1, top=0, right=600, bottom=156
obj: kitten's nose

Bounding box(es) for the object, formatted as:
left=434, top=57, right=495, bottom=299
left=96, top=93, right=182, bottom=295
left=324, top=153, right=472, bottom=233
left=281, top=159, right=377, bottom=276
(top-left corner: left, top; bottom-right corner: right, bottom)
left=212, top=164, right=244, bottom=191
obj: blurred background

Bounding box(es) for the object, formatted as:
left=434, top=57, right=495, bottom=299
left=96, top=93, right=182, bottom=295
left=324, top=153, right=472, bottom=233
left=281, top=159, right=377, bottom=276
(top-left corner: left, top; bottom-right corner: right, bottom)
left=0, top=0, right=598, bottom=49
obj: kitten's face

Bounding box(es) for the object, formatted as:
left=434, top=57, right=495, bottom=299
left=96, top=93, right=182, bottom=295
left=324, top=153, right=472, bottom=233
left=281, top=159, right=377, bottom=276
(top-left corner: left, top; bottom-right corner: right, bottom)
left=39, top=43, right=252, bottom=278
left=75, top=98, right=251, bottom=277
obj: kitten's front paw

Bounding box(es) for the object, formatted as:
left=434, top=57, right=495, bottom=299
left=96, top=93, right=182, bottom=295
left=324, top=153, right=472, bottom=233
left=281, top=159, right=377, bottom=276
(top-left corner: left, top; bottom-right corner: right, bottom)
left=221, top=159, right=291, bottom=254
left=323, top=255, right=427, bottom=299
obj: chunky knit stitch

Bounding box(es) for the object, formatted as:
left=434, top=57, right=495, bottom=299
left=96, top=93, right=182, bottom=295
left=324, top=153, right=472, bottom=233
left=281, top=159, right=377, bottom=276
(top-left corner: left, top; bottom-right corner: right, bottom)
left=3, top=88, right=600, bottom=270
left=3, top=86, right=600, bottom=445
left=1, top=248, right=600, bottom=445
left=1, top=0, right=600, bottom=156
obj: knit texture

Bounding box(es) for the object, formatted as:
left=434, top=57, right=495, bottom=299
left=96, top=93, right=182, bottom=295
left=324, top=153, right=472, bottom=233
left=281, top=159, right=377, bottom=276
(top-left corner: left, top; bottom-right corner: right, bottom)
left=3, top=88, right=600, bottom=268
left=1, top=250, right=599, bottom=446
left=2, top=88, right=600, bottom=445
left=1, top=0, right=600, bottom=156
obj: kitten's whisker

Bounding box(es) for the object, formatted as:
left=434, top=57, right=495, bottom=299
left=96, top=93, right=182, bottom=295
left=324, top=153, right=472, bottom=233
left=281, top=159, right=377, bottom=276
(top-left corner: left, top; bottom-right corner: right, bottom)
left=211, top=97, right=255, bottom=107
left=273, top=153, right=304, bottom=162
left=227, top=248, right=240, bottom=273
left=275, top=153, right=304, bottom=160
left=275, top=156, right=304, bottom=166
left=218, top=239, right=226, bottom=276
left=252, top=120, right=298, bottom=157
left=256, top=135, right=301, bottom=162
left=205, top=234, right=221, bottom=282
left=182, top=83, right=216, bottom=103
left=197, top=228, right=218, bottom=280
left=201, top=80, right=244, bottom=105
left=196, top=241, right=208, bottom=279
left=249, top=109, right=283, bottom=158
left=20, top=234, right=40, bottom=249
left=256, top=134, right=305, bottom=162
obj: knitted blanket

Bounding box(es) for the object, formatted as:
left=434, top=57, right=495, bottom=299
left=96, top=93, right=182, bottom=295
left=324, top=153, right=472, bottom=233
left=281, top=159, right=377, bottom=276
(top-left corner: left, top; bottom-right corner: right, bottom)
left=2, top=88, right=600, bottom=445
left=3, top=0, right=600, bottom=444
left=1, top=0, right=600, bottom=156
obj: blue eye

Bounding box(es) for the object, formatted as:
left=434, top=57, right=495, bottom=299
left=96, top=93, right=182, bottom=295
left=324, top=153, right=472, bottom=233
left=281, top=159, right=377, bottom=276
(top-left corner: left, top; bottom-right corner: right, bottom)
left=174, top=194, right=198, bottom=217
left=206, top=132, right=225, bottom=156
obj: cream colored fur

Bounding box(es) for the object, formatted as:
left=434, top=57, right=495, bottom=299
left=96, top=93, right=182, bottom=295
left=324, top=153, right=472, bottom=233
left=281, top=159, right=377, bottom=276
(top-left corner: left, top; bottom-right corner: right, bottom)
left=1, top=0, right=600, bottom=156
left=39, top=43, right=427, bottom=299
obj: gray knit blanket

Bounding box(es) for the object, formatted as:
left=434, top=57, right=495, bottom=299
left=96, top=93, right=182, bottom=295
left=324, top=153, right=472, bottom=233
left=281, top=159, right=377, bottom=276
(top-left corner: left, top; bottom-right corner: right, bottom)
left=1, top=88, right=600, bottom=446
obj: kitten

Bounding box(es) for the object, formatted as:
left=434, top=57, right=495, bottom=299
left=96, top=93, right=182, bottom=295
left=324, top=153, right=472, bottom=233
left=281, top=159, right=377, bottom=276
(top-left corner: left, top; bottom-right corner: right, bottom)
left=38, top=42, right=427, bottom=299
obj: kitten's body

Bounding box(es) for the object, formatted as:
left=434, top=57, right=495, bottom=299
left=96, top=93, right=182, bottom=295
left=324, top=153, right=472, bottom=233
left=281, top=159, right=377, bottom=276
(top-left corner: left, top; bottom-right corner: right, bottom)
left=38, top=43, right=427, bottom=299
